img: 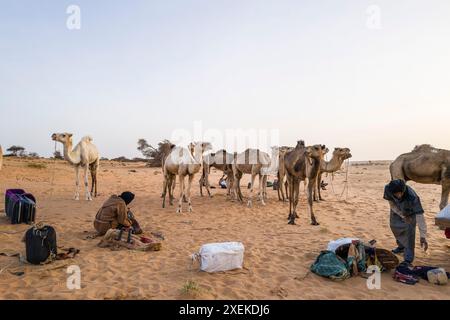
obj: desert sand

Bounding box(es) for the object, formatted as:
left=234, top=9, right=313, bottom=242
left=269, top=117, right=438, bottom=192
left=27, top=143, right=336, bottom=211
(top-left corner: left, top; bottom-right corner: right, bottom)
left=0, top=157, right=449, bottom=300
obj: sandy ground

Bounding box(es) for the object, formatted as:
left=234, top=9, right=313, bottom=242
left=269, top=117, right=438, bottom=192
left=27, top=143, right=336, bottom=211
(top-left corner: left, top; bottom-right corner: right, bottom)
left=0, top=157, right=449, bottom=300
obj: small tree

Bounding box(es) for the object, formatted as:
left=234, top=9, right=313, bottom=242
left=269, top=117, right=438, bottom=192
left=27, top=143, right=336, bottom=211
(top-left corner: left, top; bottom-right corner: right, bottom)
left=137, top=139, right=174, bottom=167
left=28, top=152, right=39, bottom=158
left=53, top=150, right=64, bottom=160
left=7, top=145, right=25, bottom=157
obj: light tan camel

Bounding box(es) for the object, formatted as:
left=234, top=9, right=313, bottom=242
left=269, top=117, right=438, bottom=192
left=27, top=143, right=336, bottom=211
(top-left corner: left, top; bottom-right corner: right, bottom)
left=162, top=142, right=212, bottom=213
left=275, top=146, right=294, bottom=202
left=314, top=147, right=352, bottom=201
left=232, top=148, right=271, bottom=207
left=159, top=142, right=176, bottom=200
left=51, top=133, right=100, bottom=200
left=390, top=144, right=450, bottom=210
left=0, top=145, right=3, bottom=170
left=284, top=141, right=325, bottom=225
left=199, top=149, right=234, bottom=197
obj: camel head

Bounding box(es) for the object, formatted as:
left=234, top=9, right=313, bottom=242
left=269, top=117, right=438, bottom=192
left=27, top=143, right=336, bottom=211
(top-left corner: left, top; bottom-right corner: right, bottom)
left=333, top=147, right=352, bottom=161
left=51, top=132, right=73, bottom=145
left=296, top=140, right=305, bottom=149
left=188, top=142, right=213, bottom=159
left=306, top=144, right=326, bottom=160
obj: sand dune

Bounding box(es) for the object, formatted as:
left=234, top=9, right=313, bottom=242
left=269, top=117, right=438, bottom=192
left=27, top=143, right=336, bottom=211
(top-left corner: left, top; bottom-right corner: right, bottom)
left=0, top=157, right=449, bottom=300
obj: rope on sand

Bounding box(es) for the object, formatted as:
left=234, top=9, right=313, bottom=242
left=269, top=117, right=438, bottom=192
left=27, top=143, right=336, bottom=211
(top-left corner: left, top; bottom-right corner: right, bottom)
left=49, top=141, right=59, bottom=199
left=329, top=159, right=350, bottom=201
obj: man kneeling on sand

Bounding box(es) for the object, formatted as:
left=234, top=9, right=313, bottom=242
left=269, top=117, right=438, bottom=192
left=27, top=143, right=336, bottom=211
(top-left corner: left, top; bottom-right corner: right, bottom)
left=94, top=191, right=142, bottom=236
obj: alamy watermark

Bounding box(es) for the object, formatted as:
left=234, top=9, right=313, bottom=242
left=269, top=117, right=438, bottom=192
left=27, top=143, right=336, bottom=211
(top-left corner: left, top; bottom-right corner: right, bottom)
left=66, top=265, right=81, bottom=290
left=366, top=5, right=382, bottom=30
left=66, top=5, right=81, bottom=30
left=366, top=265, right=381, bottom=290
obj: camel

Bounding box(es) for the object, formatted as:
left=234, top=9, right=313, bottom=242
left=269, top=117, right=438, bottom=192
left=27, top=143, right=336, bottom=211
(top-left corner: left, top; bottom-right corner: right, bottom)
left=162, top=141, right=212, bottom=213
left=232, top=148, right=272, bottom=207
left=314, top=147, right=352, bottom=201
left=159, top=142, right=176, bottom=199
left=284, top=141, right=326, bottom=225
left=51, top=133, right=100, bottom=200
left=0, top=145, right=3, bottom=170
left=275, top=146, right=294, bottom=202
left=199, top=149, right=234, bottom=197
left=390, top=144, right=450, bottom=210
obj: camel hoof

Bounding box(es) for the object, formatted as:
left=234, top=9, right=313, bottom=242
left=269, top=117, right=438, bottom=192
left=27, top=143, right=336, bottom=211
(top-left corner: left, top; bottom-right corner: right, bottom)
left=247, top=201, right=252, bottom=208
left=311, top=221, right=320, bottom=226
left=176, top=208, right=182, bottom=214
left=188, top=206, right=193, bottom=212
left=288, top=219, right=296, bottom=225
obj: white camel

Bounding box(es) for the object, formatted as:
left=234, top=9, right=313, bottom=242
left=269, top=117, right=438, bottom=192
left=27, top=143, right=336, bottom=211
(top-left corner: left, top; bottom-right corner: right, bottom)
left=162, top=141, right=212, bottom=213
left=51, top=133, right=100, bottom=200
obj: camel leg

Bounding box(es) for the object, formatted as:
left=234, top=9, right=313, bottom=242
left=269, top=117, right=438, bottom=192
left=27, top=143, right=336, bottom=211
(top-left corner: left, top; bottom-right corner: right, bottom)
left=83, top=165, right=92, bottom=201
left=263, top=174, right=268, bottom=201
left=74, top=166, right=80, bottom=200
left=318, top=172, right=324, bottom=201
left=279, top=174, right=287, bottom=202
left=258, top=174, right=266, bottom=206
left=314, top=173, right=323, bottom=202
left=187, top=174, right=194, bottom=212
left=162, top=174, right=168, bottom=208
left=234, top=170, right=243, bottom=203
left=284, top=179, right=289, bottom=200
left=307, top=179, right=319, bottom=225
left=199, top=175, right=203, bottom=197
left=247, top=173, right=257, bottom=207
left=293, top=179, right=300, bottom=219
left=177, top=175, right=184, bottom=213
left=277, top=173, right=282, bottom=201
left=287, top=176, right=296, bottom=224
left=204, top=169, right=212, bottom=198
left=169, top=174, right=175, bottom=205
left=90, top=162, right=98, bottom=197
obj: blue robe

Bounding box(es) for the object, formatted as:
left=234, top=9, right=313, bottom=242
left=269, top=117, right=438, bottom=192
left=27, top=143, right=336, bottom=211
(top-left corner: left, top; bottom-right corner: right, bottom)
left=383, top=185, right=424, bottom=263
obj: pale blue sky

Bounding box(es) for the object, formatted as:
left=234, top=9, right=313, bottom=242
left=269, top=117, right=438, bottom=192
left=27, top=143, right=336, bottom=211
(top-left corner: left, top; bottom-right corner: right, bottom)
left=1, top=0, right=449, bottom=160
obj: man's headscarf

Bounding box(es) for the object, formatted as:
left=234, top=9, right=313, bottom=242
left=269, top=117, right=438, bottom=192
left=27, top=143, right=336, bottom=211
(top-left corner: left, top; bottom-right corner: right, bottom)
left=119, top=191, right=135, bottom=205
left=387, top=179, right=407, bottom=195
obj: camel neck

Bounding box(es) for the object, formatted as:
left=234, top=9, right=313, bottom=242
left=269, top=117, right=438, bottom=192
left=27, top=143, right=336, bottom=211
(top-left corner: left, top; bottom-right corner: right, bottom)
left=63, top=140, right=80, bottom=165
left=324, top=155, right=343, bottom=172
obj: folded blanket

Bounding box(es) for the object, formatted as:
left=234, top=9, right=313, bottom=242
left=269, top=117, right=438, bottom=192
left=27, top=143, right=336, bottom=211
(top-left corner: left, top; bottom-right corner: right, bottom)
left=98, top=229, right=162, bottom=251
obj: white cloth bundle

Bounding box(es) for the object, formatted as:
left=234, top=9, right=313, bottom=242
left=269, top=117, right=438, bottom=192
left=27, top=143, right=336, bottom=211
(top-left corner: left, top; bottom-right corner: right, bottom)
left=192, top=242, right=245, bottom=273
left=327, top=237, right=359, bottom=253
left=435, top=205, right=450, bottom=228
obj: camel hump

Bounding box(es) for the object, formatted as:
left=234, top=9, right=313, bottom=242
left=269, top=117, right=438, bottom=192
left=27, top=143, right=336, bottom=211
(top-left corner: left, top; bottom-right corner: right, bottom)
left=81, top=135, right=93, bottom=143
left=412, top=144, right=439, bottom=153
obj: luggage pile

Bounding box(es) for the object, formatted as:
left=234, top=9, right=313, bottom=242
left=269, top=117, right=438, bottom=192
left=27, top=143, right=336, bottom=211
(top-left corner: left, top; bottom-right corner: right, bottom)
left=311, top=238, right=399, bottom=281
left=4, top=189, right=36, bottom=224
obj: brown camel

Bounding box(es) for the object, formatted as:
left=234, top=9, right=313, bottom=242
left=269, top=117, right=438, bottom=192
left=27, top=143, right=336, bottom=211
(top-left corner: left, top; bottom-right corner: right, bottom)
left=314, top=147, right=352, bottom=201
left=276, top=146, right=293, bottom=202
left=284, top=141, right=325, bottom=225
left=390, top=144, right=450, bottom=210
left=199, top=149, right=234, bottom=197
left=232, top=148, right=271, bottom=207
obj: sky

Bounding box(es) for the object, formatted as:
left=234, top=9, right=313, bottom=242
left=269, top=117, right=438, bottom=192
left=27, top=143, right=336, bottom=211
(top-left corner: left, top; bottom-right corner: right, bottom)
left=1, top=0, right=450, bottom=161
